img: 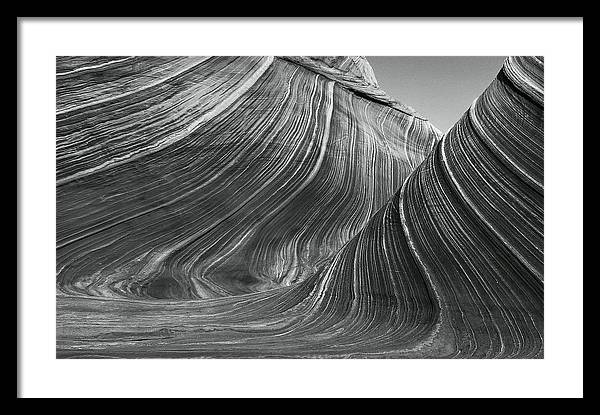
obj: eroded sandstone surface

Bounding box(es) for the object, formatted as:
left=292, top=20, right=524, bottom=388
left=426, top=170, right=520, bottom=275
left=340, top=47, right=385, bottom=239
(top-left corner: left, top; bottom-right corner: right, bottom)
left=56, top=56, right=543, bottom=358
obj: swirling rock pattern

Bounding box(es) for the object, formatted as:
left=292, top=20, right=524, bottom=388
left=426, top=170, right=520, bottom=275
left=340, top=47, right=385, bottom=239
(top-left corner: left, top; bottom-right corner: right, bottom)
left=56, top=56, right=543, bottom=358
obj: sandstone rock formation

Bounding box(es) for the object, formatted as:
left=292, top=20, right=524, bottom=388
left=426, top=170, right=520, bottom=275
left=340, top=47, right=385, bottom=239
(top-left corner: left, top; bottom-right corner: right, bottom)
left=56, top=56, right=543, bottom=358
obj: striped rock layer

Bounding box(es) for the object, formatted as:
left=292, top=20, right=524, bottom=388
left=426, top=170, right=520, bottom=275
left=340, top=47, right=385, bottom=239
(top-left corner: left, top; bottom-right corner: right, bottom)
left=56, top=56, right=543, bottom=358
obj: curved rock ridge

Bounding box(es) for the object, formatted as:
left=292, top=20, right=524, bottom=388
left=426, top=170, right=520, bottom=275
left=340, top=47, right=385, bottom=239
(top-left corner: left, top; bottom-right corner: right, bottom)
left=57, top=56, right=544, bottom=359
left=287, top=56, right=380, bottom=88
left=397, top=56, right=544, bottom=358
left=56, top=56, right=441, bottom=301
left=282, top=56, right=425, bottom=119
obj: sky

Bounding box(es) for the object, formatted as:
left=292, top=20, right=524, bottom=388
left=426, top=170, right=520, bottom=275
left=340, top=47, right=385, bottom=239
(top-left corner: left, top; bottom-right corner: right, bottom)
left=366, top=56, right=507, bottom=133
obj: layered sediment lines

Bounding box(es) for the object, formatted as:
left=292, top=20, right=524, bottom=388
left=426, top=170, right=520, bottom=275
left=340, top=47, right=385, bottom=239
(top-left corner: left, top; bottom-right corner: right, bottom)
left=56, top=56, right=440, bottom=300
left=56, top=56, right=543, bottom=358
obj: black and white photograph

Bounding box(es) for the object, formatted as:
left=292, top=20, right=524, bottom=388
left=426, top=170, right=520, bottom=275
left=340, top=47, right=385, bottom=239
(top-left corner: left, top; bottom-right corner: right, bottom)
left=55, top=55, right=544, bottom=359
left=18, top=18, right=583, bottom=398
